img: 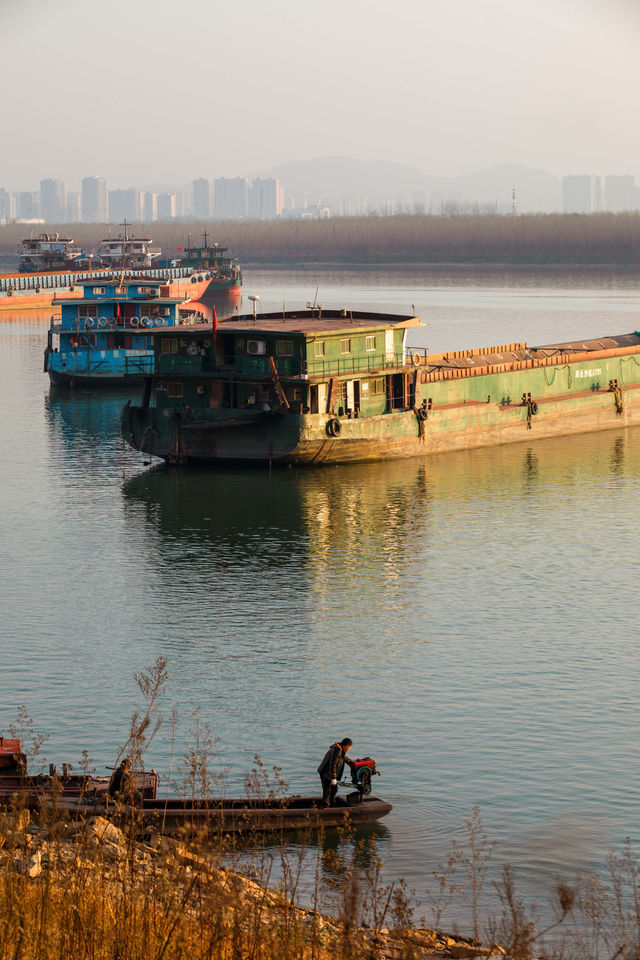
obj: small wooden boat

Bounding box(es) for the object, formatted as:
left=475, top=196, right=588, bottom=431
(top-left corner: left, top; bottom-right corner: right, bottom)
left=0, top=770, right=159, bottom=809
left=62, top=792, right=392, bottom=833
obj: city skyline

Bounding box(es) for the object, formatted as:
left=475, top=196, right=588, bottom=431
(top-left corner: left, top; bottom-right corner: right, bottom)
left=2, top=164, right=640, bottom=225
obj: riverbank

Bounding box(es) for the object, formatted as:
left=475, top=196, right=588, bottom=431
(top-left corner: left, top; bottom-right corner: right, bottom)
left=0, top=809, right=502, bottom=960
left=2, top=212, right=640, bottom=266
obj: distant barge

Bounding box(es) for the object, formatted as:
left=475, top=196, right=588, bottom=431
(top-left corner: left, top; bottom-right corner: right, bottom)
left=0, top=231, right=232, bottom=311
left=121, top=306, right=640, bottom=465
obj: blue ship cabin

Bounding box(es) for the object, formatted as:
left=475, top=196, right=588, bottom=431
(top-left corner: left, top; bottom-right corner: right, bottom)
left=45, top=276, right=189, bottom=386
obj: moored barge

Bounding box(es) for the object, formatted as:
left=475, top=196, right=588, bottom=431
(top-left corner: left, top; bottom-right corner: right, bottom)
left=44, top=276, right=199, bottom=387
left=121, top=306, right=640, bottom=464
left=0, top=233, right=212, bottom=311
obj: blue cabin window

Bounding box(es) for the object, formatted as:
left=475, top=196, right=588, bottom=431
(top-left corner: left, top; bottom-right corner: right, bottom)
left=92, top=286, right=106, bottom=295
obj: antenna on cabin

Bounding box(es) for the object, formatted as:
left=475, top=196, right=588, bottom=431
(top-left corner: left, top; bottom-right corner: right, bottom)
left=512, top=187, right=516, bottom=217
left=306, top=286, right=322, bottom=318
left=202, top=228, right=208, bottom=249
left=120, top=219, right=130, bottom=241
left=248, top=295, right=260, bottom=324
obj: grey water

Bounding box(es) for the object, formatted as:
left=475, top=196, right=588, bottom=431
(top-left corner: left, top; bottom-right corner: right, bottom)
left=2, top=266, right=640, bottom=927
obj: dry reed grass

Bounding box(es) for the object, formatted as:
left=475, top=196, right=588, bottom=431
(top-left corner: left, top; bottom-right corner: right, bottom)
left=2, top=213, right=640, bottom=266
left=2, top=661, right=639, bottom=959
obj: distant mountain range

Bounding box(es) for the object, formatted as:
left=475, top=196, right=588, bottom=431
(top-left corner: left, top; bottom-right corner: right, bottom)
left=252, top=157, right=562, bottom=213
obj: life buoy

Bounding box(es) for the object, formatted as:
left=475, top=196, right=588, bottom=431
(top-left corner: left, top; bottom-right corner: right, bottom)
left=190, top=276, right=197, bottom=283
left=7, top=290, right=12, bottom=296
left=140, top=317, right=149, bottom=327
left=131, top=317, right=139, bottom=327
left=107, top=317, right=116, bottom=327
left=98, top=317, right=107, bottom=327
left=85, top=318, right=95, bottom=328
left=413, top=352, right=422, bottom=366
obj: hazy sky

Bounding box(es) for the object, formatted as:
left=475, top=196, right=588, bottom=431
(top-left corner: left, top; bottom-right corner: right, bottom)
left=2, top=0, right=640, bottom=190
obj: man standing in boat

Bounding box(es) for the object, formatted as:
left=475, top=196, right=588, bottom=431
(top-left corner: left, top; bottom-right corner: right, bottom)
left=108, top=756, right=131, bottom=799
left=318, top=738, right=355, bottom=807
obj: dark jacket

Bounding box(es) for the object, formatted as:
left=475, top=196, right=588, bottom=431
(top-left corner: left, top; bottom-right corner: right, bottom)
left=317, top=742, right=347, bottom=782
left=108, top=763, right=130, bottom=797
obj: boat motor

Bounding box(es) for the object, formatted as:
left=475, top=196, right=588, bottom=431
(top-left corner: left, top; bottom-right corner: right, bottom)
left=340, top=756, right=380, bottom=797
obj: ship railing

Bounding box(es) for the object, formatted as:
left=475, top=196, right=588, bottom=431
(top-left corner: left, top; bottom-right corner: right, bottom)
left=301, top=352, right=407, bottom=377
left=51, top=354, right=155, bottom=376
left=156, top=355, right=216, bottom=375
left=404, top=347, right=429, bottom=366
left=0, top=265, right=208, bottom=294
left=123, top=355, right=154, bottom=376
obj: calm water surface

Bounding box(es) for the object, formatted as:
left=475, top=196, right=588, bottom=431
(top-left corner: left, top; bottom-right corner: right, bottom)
left=2, top=266, right=640, bottom=924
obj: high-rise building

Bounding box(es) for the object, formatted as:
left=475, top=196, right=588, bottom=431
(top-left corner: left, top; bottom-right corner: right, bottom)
left=66, top=192, right=81, bottom=223
left=213, top=177, right=248, bottom=219
left=40, top=179, right=67, bottom=222
left=562, top=175, right=601, bottom=213
left=192, top=178, right=211, bottom=219
left=156, top=193, right=176, bottom=220
left=108, top=188, right=143, bottom=223
left=143, top=192, right=158, bottom=222
left=16, top=191, right=40, bottom=219
left=603, top=174, right=638, bottom=212
left=81, top=176, right=108, bottom=222
left=248, top=177, right=280, bottom=219
left=0, top=188, right=13, bottom=222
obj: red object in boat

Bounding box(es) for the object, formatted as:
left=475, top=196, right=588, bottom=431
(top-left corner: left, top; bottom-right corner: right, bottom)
left=0, top=737, right=27, bottom=773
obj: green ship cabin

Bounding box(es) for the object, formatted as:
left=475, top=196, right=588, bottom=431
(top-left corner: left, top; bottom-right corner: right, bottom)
left=122, top=308, right=424, bottom=463
left=121, top=307, right=640, bottom=465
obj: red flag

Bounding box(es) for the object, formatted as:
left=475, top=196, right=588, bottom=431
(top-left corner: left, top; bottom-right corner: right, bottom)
left=212, top=306, right=218, bottom=340
left=177, top=246, right=182, bottom=251
left=115, top=301, right=122, bottom=322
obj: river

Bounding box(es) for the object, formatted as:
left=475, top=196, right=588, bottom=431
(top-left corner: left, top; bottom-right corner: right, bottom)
left=2, top=265, right=640, bottom=928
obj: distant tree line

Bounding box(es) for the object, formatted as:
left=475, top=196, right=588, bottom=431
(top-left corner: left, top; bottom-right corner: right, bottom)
left=2, top=213, right=640, bottom=265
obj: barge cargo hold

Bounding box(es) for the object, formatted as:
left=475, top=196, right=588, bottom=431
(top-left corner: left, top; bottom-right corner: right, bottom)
left=120, top=307, right=640, bottom=465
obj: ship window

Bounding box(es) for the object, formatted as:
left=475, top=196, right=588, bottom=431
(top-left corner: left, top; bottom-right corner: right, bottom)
left=314, top=341, right=325, bottom=357
left=161, top=337, right=179, bottom=354
left=365, top=335, right=377, bottom=352
left=372, top=378, right=385, bottom=395
left=78, top=304, right=98, bottom=318
left=340, top=338, right=351, bottom=355
left=276, top=339, right=293, bottom=357
left=167, top=382, right=183, bottom=398
left=92, top=286, right=106, bottom=295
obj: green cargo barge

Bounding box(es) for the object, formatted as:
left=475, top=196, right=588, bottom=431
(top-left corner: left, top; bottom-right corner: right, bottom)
left=120, top=308, right=640, bottom=465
